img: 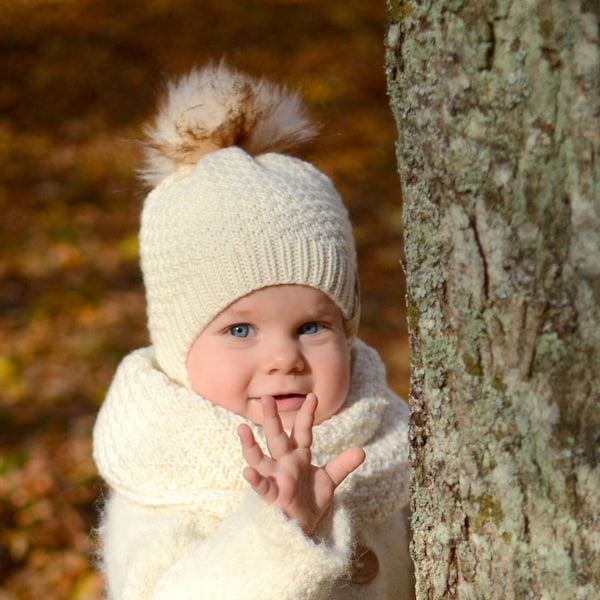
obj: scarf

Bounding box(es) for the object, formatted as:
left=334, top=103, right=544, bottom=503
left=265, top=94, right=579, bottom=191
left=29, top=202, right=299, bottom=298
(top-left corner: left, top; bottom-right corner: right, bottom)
left=93, top=339, right=409, bottom=528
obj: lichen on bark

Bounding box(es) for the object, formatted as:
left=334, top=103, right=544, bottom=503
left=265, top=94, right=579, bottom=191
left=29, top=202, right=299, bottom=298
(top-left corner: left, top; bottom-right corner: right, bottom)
left=385, top=0, right=600, bottom=597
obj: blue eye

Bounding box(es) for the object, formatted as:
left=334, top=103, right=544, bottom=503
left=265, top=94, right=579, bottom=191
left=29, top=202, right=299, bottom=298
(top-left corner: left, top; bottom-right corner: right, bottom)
left=228, top=324, right=254, bottom=338
left=299, top=322, right=321, bottom=335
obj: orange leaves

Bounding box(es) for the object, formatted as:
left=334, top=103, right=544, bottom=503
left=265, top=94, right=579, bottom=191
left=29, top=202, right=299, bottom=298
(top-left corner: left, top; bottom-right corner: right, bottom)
left=0, top=1, right=407, bottom=597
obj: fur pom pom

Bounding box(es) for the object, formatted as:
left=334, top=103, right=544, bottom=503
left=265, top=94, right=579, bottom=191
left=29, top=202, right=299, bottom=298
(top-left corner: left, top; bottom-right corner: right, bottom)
left=140, top=62, right=318, bottom=186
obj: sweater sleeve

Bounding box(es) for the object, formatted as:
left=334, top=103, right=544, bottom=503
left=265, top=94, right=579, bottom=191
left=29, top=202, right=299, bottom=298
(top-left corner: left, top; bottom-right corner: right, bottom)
left=99, top=490, right=353, bottom=600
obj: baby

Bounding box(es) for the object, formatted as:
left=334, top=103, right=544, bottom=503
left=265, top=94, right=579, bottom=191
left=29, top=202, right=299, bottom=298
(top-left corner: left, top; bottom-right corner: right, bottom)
left=93, top=63, right=413, bottom=599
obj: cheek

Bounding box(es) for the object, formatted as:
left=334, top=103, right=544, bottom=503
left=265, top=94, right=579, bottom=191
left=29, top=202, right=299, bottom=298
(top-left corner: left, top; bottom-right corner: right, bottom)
left=188, top=346, right=252, bottom=408
left=333, top=359, right=351, bottom=406
left=187, top=345, right=224, bottom=397
left=189, top=359, right=233, bottom=407
left=313, top=349, right=351, bottom=422
left=187, top=359, right=213, bottom=396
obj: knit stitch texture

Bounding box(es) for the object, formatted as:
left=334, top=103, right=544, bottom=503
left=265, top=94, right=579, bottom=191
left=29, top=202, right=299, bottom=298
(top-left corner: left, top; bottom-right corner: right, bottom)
left=93, top=339, right=409, bottom=527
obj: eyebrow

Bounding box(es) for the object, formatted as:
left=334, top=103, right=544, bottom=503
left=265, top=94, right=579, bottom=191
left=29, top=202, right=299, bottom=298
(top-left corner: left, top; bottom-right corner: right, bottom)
left=221, top=308, right=255, bottom=320
left=223, top=301, right=339, bottom=321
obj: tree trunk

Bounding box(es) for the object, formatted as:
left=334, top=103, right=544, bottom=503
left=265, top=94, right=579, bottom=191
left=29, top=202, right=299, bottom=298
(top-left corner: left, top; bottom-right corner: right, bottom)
left=384, top=0, right=599, bottom=598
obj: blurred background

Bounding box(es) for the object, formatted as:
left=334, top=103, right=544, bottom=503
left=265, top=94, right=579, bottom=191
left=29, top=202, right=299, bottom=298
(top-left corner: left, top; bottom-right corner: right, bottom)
left=0, top=1, right=408, bottom=597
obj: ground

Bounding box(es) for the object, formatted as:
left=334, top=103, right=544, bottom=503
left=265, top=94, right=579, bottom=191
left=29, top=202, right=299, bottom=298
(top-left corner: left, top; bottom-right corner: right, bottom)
left=0, top=1, right=408, bottom=597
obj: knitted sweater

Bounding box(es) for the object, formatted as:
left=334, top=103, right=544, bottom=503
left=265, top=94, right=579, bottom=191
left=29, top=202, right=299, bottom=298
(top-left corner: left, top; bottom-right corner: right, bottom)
left=93, top=339, right=413, bottom=599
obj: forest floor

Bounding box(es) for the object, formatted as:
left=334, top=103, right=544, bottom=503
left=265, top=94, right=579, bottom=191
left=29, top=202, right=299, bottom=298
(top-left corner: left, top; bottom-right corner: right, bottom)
left=0, top=1, right=408, bottom=597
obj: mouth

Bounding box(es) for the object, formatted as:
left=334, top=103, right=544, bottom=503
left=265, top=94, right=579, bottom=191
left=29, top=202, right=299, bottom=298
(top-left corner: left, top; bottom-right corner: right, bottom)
left=256, top=393, right=307, bottom=412
left=274, top=394, right=306, bottom=411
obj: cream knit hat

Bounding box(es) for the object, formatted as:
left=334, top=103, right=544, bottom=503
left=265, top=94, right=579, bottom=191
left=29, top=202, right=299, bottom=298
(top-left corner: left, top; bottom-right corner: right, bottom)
left=139, top=63, right=359, bottom=386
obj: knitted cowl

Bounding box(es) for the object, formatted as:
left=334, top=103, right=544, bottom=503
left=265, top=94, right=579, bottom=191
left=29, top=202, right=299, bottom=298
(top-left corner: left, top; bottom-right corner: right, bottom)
left=93, top=338, right=409, bottom=528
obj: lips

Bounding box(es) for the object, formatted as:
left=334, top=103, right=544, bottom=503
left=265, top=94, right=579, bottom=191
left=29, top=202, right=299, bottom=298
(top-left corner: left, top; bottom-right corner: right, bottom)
left=274, top=394, right=306, bottom=411
left=249, top=392, right=308, bottom=413
left=251, top=392, right=306, bottom=401
left=256, top=393, right=306, bottom=412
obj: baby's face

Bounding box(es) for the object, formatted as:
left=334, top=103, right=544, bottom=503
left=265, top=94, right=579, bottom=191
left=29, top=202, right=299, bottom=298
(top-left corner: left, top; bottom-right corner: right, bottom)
left=186, top=285, right=350, bottom=429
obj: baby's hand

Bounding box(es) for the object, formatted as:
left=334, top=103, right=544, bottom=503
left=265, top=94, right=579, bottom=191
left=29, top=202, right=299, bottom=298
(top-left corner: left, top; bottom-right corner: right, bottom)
left=237, top=393, right=365, bottom=536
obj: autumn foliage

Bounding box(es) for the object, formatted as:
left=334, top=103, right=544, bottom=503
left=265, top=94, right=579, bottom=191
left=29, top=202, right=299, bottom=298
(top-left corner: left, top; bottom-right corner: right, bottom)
left=0, top=1, right=407, bottom=597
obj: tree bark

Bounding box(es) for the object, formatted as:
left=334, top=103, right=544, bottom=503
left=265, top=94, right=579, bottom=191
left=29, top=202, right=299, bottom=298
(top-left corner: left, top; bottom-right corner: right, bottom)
left=385, top=0, right=599, bottom=598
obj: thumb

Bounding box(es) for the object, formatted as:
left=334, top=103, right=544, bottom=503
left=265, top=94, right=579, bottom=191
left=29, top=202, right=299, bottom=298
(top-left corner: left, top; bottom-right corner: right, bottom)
left=324, top=446, right=365, bottom=487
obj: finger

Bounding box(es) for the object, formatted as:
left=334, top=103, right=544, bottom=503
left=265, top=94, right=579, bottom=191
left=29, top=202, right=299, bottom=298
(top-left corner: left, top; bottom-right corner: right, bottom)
left=323, top=446, right=366, bottom=487
left=290, top=392, right=317, bottom=448
left=260, top=396, right=291, bottom=458
left=238, top=424, right=266, bottom=468
left=242, top=467, right=278, bottom=503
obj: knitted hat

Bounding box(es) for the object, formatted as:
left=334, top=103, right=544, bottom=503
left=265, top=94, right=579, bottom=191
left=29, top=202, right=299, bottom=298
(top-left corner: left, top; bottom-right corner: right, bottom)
left=139, top=63, right=359, bottom=386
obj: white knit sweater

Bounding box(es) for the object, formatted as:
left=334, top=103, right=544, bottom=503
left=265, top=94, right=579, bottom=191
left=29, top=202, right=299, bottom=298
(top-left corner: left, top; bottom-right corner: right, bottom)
left=93, top=339, right=413, bottom=599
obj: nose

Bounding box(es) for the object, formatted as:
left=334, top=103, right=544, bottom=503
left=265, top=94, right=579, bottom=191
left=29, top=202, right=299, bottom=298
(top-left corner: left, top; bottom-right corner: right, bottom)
left=262, top=335, right=305, bottom=374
